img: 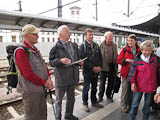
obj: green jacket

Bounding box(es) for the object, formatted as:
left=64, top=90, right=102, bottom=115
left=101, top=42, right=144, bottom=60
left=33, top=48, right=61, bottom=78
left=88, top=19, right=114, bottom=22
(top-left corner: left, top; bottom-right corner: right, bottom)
left=100, top=40, right=118, bottom=72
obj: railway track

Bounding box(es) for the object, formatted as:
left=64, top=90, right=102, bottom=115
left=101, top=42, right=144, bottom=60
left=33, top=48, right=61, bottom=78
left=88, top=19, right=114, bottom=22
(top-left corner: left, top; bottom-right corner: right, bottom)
left=0, top=62, right=84, bottom=120
left=0, top=82, right=84, bottom=120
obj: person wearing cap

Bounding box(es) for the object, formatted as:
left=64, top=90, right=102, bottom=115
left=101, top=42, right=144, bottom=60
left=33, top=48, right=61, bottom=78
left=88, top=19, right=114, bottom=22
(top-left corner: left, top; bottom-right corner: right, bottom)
left=117, top=34, right=140, bottom=113
left=15, top=24, right=53, bottom=120
left=49, top=25, right=83, bottom=120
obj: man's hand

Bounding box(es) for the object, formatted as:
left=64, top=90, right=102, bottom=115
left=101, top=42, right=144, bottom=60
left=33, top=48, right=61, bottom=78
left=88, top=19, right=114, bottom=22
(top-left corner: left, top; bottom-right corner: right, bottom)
left=93, top=66, right=101, bottom=73
left=126, top=59, right=133, bottom=63
left=131, top=83, right=136, bottom=92
left=78, top=60, right=84, bottom=66
left=44, top=78, right=54, bottom=90
left=154, top=93, right=160, bottom=104
left=60, top=58, right=71, bottom=64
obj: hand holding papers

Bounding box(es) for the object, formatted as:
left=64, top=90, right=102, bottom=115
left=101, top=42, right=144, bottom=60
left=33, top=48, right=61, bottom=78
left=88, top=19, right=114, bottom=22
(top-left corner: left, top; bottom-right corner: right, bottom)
left=65, top=57, right=87, bottom=67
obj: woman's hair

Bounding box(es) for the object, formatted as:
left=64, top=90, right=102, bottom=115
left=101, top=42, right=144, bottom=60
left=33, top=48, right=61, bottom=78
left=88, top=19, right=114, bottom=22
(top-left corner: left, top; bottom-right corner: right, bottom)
left=140, top=40, right=154, bottom=50
left=128, top=34, right=137, bottom=41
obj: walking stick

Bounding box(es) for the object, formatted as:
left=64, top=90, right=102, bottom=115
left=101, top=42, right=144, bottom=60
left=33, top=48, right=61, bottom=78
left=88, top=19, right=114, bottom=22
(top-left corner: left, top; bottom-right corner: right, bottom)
left=49, top=90, right=56, bottom=120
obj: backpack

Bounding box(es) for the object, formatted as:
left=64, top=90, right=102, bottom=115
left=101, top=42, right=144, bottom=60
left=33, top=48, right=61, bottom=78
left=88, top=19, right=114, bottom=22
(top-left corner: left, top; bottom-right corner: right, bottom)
left=6, top=45, right=28, bottom=94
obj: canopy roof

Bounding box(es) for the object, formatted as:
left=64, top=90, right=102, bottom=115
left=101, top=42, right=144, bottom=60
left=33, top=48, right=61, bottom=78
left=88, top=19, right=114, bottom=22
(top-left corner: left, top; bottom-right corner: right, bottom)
left=0, top=10, right=159, bottom=38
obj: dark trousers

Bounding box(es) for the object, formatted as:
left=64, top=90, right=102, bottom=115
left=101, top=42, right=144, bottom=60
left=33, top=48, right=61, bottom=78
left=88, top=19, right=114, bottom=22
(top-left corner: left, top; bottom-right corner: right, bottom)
left=82, top=73, right=98, bottom=105
left=98, top=71, right=114, bottom=98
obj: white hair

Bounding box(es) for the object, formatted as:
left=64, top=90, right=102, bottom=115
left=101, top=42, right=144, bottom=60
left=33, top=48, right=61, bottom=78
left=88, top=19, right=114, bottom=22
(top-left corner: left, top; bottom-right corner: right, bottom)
left=57, top=25, right=69, bottom=37
left=140, top=40, right=154, bottom=51
left=104, top=31, right=113, bottom=37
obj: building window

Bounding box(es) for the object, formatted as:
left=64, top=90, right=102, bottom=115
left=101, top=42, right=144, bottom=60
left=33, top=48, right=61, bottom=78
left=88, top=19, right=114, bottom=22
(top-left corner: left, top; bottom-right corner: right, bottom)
left=12, top=35, right=16, bottom=42
left=71, top=11, right=75, bottom=15
left=47, top=38, right=50, bottom=42
left=77, top=38, right=79, bottom=43
left=52, top=38, right=55, bottom=42
left=0, top=36, right=3, bottom=42
left=76, top=11, right=79, bottom=15
left=42, top=37, right=45, bottom=42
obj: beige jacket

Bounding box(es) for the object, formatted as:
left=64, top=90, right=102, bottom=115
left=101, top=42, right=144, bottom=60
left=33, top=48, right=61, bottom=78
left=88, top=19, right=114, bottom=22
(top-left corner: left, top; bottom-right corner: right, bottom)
left=100, top=40, right=118, bottom=72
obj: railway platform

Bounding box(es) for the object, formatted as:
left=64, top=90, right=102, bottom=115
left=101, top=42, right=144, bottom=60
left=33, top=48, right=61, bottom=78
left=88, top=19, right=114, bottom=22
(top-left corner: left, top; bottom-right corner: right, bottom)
left=9, top=90, right=160, bottom=120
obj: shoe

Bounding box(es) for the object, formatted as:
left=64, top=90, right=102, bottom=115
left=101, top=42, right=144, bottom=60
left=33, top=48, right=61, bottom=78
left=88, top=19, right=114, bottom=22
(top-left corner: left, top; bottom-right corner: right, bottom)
left=121, top=106, right=129, bottom=113
left=64, top=115, right=79, bottom=120
left=107, top=98, right=113, bottom=103
left=83, top=105, right=90, bottom=112
left=92, top=103, right=103, bottom=108
left=97, top=98, right=103, bottom=103
left=56, top=117, right=61, bottom=120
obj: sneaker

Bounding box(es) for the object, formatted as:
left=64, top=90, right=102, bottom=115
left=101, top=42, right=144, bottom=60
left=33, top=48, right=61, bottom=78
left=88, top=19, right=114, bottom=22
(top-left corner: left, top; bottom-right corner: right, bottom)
left=64, top=115, right=79, bottom=120
left=92, top=103, right=103, bottom=108
left=83, top=105, right=90, bottom=112
left=97, top=98, right=103, bottom=103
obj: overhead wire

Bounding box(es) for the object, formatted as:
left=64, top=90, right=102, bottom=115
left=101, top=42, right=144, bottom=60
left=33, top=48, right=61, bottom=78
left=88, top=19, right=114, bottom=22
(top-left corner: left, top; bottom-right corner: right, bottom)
left=38, top=0, right=82, bottom=15
left=129, top=0, right=145, bottom=16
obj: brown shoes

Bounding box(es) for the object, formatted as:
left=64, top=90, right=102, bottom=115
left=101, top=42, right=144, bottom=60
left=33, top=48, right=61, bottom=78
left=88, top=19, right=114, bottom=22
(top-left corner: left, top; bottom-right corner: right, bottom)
left=92, top=103, right=103, bottom=108
left=83, top=103, right=103, bottom=112
left=121, top=105, right=130, bottom=113
left=83, top=105, right=90, bottom=112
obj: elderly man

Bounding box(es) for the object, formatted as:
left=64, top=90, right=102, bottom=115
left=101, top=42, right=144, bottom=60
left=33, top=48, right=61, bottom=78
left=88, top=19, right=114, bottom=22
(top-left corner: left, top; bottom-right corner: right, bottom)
left=15, top=24, right=53, bottom=120
left=79, top=28, right=103, bottom=112
left=49, top=25, right=83, bottom=120
left=98, top=31, right=118, bottom=103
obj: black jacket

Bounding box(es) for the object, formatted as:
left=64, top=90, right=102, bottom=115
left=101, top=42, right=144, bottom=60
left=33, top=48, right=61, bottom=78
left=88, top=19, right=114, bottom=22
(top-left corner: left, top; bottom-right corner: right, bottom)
left=79, top=40, right=102, bottom=75
left=49, top=40, right=80, bottom=87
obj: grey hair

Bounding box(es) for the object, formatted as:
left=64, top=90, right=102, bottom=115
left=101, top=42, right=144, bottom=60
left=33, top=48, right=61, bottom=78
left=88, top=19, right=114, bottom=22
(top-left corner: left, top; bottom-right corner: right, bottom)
left=104, top=31, right=113, bottom=37
left=57, top=25, right=69, bottom=37
left=140, top=40, right=154, bottom=51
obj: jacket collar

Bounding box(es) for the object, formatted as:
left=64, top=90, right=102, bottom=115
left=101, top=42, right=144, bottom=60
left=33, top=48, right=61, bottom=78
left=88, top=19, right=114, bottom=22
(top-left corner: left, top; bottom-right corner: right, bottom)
left=23, top=40, right=37, bottom=51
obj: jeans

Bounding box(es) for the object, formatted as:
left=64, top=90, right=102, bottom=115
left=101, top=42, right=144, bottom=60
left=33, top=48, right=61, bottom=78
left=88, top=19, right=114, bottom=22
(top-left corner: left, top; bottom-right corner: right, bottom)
left=82, top=73, right=98, bottom=105
left=129, top=92, right=152, bottom=120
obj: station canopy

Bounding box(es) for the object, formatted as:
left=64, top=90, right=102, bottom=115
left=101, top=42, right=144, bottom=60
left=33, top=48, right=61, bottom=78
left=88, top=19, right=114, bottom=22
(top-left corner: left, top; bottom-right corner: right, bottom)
left=0, top=9, right=159, bottom=38
left=116, top=13, right=160, bottom=35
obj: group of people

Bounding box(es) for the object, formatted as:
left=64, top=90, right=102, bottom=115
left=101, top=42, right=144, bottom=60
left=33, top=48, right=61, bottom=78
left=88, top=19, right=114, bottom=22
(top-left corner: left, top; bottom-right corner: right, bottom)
left=14, top=24, right=160, bottom=120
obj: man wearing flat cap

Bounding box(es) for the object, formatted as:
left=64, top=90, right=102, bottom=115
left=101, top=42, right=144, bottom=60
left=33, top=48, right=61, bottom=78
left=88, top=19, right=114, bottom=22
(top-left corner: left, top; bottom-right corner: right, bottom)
left=15, top=24, right=53, bottom=120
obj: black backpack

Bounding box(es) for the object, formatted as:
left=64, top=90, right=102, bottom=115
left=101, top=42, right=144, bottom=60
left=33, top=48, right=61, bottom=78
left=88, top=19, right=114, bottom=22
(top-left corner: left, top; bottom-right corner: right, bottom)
left=6, top=45, right=28, bottom=94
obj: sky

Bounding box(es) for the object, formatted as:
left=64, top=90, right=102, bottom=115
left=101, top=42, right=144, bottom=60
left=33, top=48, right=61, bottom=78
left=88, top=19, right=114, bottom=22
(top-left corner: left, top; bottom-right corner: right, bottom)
left=0, top=0, right=160, bottom=26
